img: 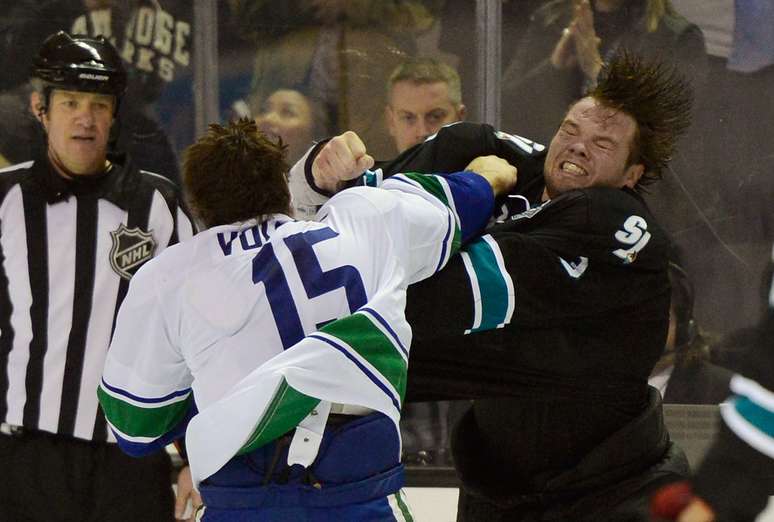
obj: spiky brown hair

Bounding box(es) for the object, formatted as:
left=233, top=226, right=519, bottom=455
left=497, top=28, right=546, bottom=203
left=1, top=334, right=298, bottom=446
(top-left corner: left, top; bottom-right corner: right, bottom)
left=587, top=50, right=694, bottom=187
left=182, top=118, right=291, bottom=228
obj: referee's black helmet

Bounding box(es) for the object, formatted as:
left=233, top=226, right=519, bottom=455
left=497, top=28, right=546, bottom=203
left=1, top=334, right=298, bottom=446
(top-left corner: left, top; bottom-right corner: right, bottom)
left=31, top=31, right=127, bottom=111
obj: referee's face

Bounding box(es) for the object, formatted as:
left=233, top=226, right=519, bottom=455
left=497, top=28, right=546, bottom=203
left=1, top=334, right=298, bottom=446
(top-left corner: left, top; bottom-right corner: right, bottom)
left=43, top=89, right=115, bottom=176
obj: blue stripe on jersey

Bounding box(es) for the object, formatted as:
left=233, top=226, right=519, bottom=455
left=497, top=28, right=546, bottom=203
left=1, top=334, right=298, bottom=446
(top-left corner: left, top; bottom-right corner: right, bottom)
left=360, top=307, right=408, bottom=359
left=100, top=378, right=191, bottom=404
left=309, top=333, right=402, bottom=412
left=462, top=237, right=513, bottom=334
left=111, top=402, right=195, bottom=457
left=436, top=171, right=494, bottom=243
left=435, top=211, right=453, bottom=274
left=387, top=170, right=493, bottom=244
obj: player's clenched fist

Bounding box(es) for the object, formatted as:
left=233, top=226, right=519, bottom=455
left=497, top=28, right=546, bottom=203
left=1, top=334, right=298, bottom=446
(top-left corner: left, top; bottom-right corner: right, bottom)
left=312, top=131, right=375, bottom=193
left=465, top=155, right=518, bottom=197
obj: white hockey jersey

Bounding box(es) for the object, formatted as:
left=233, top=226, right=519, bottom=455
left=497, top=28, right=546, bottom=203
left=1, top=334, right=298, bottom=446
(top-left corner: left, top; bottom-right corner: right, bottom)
left=98, top=170, right=494, bottom=485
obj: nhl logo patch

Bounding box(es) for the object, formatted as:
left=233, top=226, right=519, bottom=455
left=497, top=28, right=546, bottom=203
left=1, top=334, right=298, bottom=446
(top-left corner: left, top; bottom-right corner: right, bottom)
left=109, top=224, right=157, bottom=280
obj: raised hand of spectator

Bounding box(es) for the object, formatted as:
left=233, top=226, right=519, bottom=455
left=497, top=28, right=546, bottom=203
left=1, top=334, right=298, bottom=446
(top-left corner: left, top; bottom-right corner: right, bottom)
left=550, top=0, right=602, bottom=81
left=571, top=0, right=603, bottom=81
left=312, top=131, right=375, bottom=193
left=550, top=25, right=578, bottom=69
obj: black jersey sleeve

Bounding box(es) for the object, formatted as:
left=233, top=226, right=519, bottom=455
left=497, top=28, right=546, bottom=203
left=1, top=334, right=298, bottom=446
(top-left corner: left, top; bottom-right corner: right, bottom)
left=402, top=187, right=670, bottom=401
left=378, top=122, right=547, bottom=202
left=692, top=251, right=774, bottom=517
left=406, top=186, right=670, bottom=338
left=299, top=122, right=548, bottom=212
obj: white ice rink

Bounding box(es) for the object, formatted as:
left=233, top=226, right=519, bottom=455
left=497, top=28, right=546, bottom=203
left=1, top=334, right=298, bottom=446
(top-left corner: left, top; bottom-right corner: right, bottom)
left=404, top=488, right=774, bottom=522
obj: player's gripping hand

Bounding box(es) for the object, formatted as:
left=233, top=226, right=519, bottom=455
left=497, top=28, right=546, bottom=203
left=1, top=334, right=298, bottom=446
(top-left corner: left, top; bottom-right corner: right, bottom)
left=465, top=155, right=518, bottom=197
left=312, top=131, right=375, bottom=193
left=175, top=465, right=203, bottom=521
left=651, top=481, right=716, bottom=522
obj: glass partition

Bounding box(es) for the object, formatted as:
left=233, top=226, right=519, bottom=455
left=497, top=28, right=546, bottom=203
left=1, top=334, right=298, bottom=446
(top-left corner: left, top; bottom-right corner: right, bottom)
left=0, top=1, right=195, bottom=185
left=3, top=0, right=770, bottom=499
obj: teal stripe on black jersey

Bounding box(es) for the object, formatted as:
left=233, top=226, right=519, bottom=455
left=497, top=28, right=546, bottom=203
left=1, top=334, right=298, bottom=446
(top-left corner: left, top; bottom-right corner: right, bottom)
left=21, top=186, right=49, bottom=429
left=462, top=237, right=512, bottom=334
left=735, top=396, right=774, bottom=438
left=722, top=375, right=774, bottom=458
left=58, top=196, right=99, bottom=435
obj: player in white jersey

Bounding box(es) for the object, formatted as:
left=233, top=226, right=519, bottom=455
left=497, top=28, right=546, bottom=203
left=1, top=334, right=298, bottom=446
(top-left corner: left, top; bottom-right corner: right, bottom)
left=98, top=119, right=516, bottom=521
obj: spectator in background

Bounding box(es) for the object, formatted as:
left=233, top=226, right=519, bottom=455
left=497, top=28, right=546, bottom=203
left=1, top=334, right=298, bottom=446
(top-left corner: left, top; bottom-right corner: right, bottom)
left=0, top=0, right=192, bottom=184
left=384, top=57, right=466, bottom=155
left=383, top=57, right=467, bottom=465
left=649, top=263, right=733, bottom=404
left=254, top=87, right=331, bottom=165
left=231, top=0, right=441, bottom=160
left=658, top=0, right=774, bottom=337
left=0, top=31, right=193, bottom=522
left=500, top=0, right=706, bottom=144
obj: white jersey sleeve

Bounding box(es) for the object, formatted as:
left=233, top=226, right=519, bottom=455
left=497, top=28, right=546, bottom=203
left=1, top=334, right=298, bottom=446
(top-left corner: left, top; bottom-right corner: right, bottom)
left=288, top=143, right=331, bottom=220
left=98, top=255, right=194, bottom=455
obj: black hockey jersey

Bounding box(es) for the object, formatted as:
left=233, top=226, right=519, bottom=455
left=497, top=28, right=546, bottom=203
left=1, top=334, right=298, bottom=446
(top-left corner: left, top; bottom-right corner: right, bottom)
left=374, top=122, right=677, bottom=508
left=298, top=121, right=680, bottom=512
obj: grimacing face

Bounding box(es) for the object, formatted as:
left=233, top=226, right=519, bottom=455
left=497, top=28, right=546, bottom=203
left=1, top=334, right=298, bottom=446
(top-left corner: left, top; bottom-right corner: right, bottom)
left=42, top=89, right=115, bottom=176
left=255, top=89, right=314, bottom=163
left=543, top=97, right=644, bottom=199
left=385, top=80, right=465, bottom=153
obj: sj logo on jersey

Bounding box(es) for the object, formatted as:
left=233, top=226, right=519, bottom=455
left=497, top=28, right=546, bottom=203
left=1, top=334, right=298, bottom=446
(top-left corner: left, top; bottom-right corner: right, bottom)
left=109, top=224, right=157, bottom=280
left=612, top=215, right=651, bottom=264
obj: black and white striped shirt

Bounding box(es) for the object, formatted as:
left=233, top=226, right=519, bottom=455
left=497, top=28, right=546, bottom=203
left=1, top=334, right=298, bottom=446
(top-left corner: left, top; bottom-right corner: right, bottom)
left=0, top=154, right=194, bottom=442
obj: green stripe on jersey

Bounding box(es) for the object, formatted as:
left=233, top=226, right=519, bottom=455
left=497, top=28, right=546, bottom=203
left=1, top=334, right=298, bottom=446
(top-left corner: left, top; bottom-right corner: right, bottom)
left=395, top=489, right=414, bottom=522
left=236, top=312, right=406, bottom=454
left=401, top=172, right=462, bottom=256
left=464, top=238, right=511, bottom=333
left=238, top=379, right=319, bottom=455
left=97, top=386, right=191, bottom=438
left=401, top=173, right=449, bottom=206
left=321, top=312, right=407, bottom=401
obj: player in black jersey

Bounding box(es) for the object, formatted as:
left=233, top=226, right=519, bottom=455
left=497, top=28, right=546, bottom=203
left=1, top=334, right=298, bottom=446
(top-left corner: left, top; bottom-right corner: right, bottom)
left=290, top=52, right=694, bottom=521
left=652, top=248, right=774, bottom=522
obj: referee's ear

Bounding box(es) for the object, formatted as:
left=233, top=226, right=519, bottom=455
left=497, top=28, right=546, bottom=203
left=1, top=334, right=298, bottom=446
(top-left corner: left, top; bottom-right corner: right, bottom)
left=29, top=91, right=46, bottom=124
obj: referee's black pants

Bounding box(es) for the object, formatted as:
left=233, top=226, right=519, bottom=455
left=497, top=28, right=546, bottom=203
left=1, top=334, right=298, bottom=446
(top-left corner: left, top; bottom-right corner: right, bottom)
left=0, top=429, right=174, bottom=522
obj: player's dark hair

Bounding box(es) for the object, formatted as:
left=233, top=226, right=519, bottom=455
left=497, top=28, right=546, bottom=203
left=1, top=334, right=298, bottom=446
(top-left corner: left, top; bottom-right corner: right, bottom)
left=587, top=51, right=693, bottom=187
left=182, top=118, right=291, bottom=228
